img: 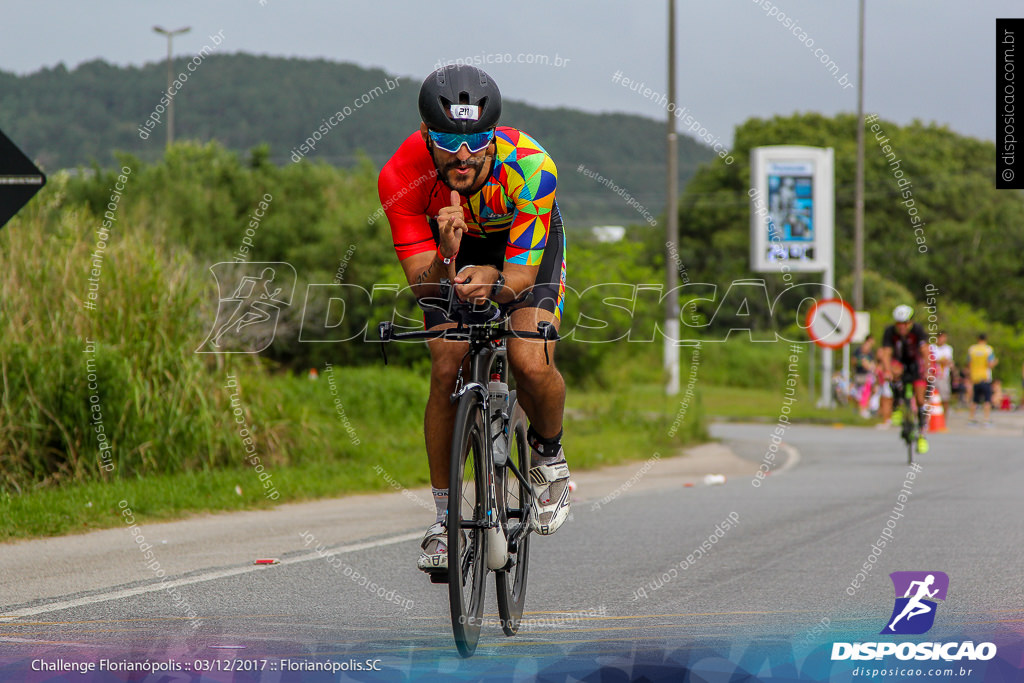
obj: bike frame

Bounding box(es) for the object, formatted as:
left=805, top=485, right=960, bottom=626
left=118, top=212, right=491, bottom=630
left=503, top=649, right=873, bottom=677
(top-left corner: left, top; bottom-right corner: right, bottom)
left=890, top=375, right=919, bottom=463
left=452, top=332, right=534, bottom=552
left=378, top=284, right=556, bottom=655
left=891, top=377, right=914, bottom=411
left=378, top=286, right=555, bottom=547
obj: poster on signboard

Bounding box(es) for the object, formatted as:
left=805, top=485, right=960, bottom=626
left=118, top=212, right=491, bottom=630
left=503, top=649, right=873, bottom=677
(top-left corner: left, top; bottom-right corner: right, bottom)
left=767, top=166, right=814, bottom=241
left=750, top=146, right=833, bottom=273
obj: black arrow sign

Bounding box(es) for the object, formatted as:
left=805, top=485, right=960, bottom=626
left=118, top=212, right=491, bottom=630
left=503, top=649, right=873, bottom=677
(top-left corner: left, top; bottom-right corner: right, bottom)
left=0, top=127, right=47, bottom=231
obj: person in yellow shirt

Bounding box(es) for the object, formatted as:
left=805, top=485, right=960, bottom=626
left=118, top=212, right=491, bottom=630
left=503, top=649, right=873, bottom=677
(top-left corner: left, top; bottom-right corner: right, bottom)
left=966, top=333, right=998, bottom=425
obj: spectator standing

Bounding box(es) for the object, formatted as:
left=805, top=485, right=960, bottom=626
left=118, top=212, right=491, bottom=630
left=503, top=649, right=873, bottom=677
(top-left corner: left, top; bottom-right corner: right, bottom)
left=1019, top=360, right=1024, bottom=410
left=930, top=331, right=954, bottom=415
left=966, top=333, right=998, bottom=426
left=853, top=335, right=877, bottom=418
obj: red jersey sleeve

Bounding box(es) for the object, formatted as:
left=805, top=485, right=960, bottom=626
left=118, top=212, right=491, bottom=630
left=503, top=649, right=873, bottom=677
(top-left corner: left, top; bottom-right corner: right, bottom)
left=377, top=132, right=440, bottom=261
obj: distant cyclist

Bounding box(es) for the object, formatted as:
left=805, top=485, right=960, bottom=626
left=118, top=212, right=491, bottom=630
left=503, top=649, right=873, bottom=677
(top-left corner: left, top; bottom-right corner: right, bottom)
left=377, top=65, right=571, bottom=572
left=878, top=305, right=930, bottom=453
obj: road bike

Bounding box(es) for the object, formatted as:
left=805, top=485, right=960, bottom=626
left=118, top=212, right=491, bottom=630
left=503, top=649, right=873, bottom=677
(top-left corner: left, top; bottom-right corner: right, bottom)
left=890, top=375, right=919, bottom=465
left=378, top=282, right=558, bottom=657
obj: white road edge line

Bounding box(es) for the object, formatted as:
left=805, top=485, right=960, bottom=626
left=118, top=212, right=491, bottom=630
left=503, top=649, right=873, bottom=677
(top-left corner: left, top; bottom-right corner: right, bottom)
left=0, top=531, right=422, bottom=622
left=0, top=636, right=104, bottom=647
left=776, top=442, right=801, bottom=475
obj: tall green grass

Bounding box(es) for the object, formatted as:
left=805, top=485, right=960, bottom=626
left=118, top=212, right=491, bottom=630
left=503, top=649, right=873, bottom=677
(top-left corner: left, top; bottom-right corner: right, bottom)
left=0, top=358, right=705, bottom=540
left=0, top=167, right=707, bottom=540
left=0, top=173, right=271, bottom=490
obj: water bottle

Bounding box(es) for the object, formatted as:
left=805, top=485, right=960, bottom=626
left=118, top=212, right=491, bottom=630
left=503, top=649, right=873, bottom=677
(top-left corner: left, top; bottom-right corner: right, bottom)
left=488, top=373, right=509, bottom=466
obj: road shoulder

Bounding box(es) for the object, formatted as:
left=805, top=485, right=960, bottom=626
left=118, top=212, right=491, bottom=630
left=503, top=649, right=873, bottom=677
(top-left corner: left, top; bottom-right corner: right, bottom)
left=0, top=441, right=756, bottom=613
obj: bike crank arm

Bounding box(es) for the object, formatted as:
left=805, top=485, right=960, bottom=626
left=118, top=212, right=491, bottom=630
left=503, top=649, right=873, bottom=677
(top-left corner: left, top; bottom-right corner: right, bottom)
left=503, top=459, right=535, bottom=540
left=505, top=459, right=534, bottom=501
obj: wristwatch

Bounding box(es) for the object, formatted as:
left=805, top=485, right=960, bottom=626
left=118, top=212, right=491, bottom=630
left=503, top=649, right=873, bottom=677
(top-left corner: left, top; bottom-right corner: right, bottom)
left=490, top=272, right=506, bottom=300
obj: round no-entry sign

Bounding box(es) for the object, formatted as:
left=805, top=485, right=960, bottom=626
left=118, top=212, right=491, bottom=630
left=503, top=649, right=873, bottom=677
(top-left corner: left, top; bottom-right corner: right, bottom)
left=804, top=298, right=856, bottom=349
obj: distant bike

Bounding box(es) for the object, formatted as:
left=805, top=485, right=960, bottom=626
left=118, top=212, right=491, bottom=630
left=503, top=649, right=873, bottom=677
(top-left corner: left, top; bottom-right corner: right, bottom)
left=889, top=376, right=919, bottom=464
left=378, top=282, right=558, bottom=657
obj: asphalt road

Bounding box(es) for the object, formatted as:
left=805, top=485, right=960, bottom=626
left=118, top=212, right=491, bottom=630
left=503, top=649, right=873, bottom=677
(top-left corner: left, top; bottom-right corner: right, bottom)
left=2, top=414, right=1023, bottom=681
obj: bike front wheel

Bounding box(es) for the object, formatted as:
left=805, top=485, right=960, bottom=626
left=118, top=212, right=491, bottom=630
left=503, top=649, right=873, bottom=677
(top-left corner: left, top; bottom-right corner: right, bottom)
left=448, top=392, right=488, bottom=657
left=495, top=391, right=531, bottom=636
left=906, top=436, right=914, bottom=464
left=902, top=399, right=916, bottom=465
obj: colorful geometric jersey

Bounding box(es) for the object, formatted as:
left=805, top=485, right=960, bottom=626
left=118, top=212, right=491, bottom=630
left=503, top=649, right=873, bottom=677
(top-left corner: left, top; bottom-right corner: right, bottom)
left=377, top=126, right=558, bottom=266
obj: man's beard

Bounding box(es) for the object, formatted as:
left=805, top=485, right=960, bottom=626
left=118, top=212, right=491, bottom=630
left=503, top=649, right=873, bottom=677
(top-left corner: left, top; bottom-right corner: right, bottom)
left=440, top=155, right=490, bottom=191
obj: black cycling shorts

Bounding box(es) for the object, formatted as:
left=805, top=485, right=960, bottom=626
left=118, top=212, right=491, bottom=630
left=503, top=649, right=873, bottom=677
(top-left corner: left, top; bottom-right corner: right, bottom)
left=422, top=202, right=566, bottom=329
left=893, top=359, right=926, bottom=385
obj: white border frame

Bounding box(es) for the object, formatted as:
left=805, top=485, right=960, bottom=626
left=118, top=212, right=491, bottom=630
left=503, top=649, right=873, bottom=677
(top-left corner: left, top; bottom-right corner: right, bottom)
left=749, top=146, right=834, bottom=273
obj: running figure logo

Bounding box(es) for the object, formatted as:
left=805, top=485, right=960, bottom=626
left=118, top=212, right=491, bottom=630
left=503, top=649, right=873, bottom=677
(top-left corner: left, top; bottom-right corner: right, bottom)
left=881, top=571, right=949, bottom=635
left=197, top=262, right=296, bottom=353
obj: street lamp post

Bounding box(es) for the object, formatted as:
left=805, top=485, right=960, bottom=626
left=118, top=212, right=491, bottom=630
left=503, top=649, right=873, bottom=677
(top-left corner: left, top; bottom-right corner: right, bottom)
left=848, top=0, right=866, bottom=398
left=152, top=25, right=191, bottom=147
left=664, top=0, right=680, bottom=395
left=853, top=0, right=865, bottom=312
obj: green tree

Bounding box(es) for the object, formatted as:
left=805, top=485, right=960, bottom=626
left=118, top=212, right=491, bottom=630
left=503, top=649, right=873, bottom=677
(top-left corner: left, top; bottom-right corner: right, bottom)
left=675, top=112, right=1024, bottom=328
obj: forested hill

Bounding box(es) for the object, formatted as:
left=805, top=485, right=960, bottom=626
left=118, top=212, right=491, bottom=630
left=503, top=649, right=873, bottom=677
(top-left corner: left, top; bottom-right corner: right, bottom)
left=0, top=54, right=715, bottom=226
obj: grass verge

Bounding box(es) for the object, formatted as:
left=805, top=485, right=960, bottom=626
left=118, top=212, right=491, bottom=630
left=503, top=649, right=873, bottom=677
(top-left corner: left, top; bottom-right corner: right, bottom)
left=0, top=364, right=706, bottom=541
left=2, top=350, right=874, bottom=541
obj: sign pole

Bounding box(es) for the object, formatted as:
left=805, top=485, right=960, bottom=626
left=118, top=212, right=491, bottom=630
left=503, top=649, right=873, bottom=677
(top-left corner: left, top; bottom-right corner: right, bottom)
left=821, top=268, right=834, bottom=408
left=749, top=145, right=835, bottom=408
left=805, top=296, right=856, bottom=408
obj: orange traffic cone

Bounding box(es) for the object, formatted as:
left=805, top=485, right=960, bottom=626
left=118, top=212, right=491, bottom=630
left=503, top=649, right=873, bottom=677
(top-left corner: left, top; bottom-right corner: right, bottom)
left=927, top=388, right=947, bottom=433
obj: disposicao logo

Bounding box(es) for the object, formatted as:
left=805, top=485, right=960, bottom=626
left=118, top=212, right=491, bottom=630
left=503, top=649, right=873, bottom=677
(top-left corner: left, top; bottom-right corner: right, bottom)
left=831, top=571, right=997, bottom=662
left=881, top=570, right=948, bottom=635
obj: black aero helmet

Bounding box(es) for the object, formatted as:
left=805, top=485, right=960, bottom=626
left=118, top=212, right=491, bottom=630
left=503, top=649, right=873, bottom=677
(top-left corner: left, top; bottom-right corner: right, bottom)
left=418, top=65, right=501, bottom=134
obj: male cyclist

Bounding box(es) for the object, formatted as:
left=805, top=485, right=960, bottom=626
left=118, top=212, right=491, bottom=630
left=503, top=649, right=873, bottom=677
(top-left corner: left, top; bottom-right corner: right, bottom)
left=878, top=305, right=931, bottom=453
left=377, top=65, right=570, bottom=572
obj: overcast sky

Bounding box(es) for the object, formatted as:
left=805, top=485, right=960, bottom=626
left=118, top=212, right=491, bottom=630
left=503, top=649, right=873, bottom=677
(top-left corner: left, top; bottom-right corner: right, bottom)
left=1, top=1, right=1012, bottom=146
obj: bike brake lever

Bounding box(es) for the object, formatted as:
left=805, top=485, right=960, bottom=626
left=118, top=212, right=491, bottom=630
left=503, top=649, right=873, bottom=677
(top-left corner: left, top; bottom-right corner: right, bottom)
left=537, top=321, right=557, bottom=365
left=378, top=322, right=391, bottom=365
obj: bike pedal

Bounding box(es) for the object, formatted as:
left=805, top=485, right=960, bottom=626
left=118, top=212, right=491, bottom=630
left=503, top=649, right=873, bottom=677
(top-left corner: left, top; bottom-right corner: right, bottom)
left=428, top=571, right=449, bottom=584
